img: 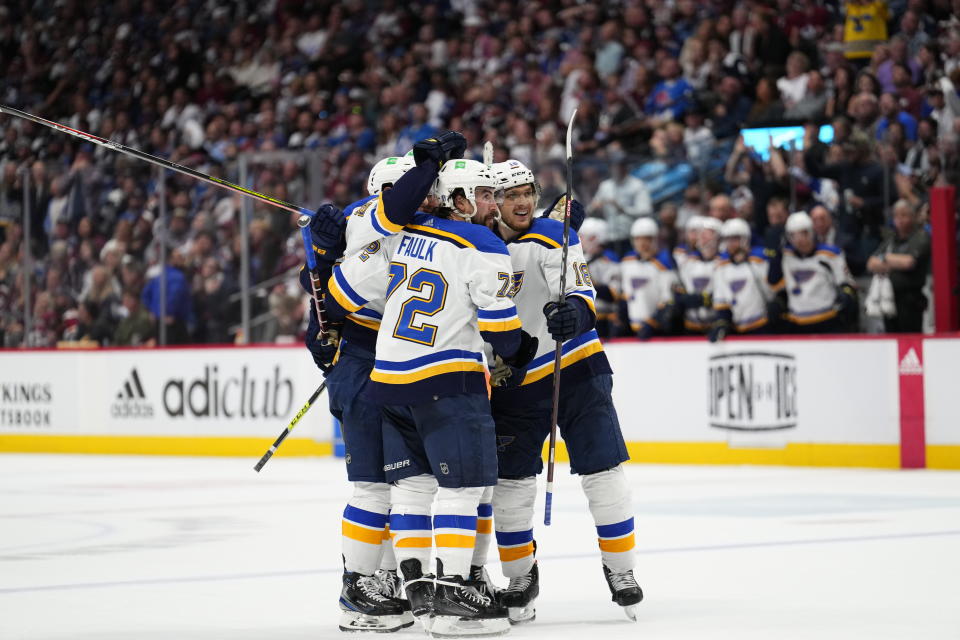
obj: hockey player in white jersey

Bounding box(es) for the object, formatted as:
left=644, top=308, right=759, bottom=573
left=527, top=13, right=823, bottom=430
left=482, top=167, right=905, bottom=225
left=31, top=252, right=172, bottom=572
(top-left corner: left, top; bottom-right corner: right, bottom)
left=578, top=217, right=622, bottom=338
left=620, top=217, right=679, bottom=340
left=301, top=133, right=466, bottom=632
left=673, top=214, right=704, bottom=269
left=781, top=211, right=857, bottom=333
left=709, top=218, right=786, bottom=342
left=675, top=216, right=722, bottom=334
left=326, top=158, right=538, bottom=637
left=486, top=159, right=642, bottom=623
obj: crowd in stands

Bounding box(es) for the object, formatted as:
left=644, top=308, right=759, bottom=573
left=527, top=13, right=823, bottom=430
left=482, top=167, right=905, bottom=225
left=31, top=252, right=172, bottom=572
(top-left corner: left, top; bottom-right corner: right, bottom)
left=0, top=0, right=957, bottom=347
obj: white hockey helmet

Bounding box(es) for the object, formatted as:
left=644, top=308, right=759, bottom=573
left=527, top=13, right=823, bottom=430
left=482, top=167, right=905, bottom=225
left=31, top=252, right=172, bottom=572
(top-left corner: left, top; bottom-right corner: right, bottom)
left=785, top=211, right=814, bottom=234
left=699, top=217, right=723, bottom=236
left=579, top=217, right=608, bottom=244
left=492, top=159, right=541, bottom=205
left=721, top=217, right=751, bottom=242
left=630, top=216, right=659, bottom=238
left=435, top=159, right=499, bottom=219
left=685, top=214, right=706, bottom=231
left=367, top=155, right=415, bottom=196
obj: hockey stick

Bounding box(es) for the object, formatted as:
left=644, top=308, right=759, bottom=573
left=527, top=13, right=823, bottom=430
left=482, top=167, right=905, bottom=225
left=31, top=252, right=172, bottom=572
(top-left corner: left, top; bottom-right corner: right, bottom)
left=0, top=103, right=313, bottom=217
left=0, top=103, right=331, bottom=340
left=544, top=108, right=577, bottom=527
left=254, top=380, right=327, bottom=472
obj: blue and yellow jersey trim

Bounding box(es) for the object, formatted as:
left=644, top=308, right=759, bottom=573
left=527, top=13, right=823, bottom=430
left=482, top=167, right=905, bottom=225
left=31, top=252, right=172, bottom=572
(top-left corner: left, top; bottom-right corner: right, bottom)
left=371, top=348, right=486, bottom=385
left=348, top=307, right=382, bottom=331
left=327, top=266, right=368, bottom=313
left=568, top=288, right=597, bottom=317
left=787, top=306, right=839, bottom=325
left=520, top=330, right=604, bottom=386
left=407, top=213, right=509, bottom=255
left=477, top=305, right=521, bottom=332
left=514, top=217, right=580, bottom=250
left=342, top=194, right=376, bottom=220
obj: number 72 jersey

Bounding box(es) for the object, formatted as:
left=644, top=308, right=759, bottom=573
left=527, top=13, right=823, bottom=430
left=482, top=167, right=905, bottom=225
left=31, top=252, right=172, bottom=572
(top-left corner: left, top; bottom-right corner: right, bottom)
left=328, top=213, right=522, bottom=405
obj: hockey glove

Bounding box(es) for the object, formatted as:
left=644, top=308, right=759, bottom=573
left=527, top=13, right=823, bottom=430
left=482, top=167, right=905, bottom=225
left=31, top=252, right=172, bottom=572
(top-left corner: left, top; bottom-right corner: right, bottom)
left=708, top=319, right=731, bottom=343
left=637, top=322, right=655, bottom=341
left=413, top=131, right=467, bottom=168
left=305, top=307, right=340, bottom=374
left=491, top=330, right=539, bottom=388
left=309, top=203, right=346, bottom=265
left=674, top=287, right=711, bottom=310
left=837, top=283, right=859, bottom=328
left=543, top=299, right=582, bottom=342
left=542, top=195, right=586, bottom=231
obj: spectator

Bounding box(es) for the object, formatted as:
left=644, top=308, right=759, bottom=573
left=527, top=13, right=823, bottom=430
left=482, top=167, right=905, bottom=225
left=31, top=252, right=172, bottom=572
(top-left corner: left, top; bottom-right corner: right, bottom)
left=113, top=289, right=156, bottom=347
left=877, top=91, right=919, bottom=141
left=866, top=199, right=931, bottom=333
left=712, top=74, right=753, bottom=139
left=843, top=0, right=889, bottom=64
left=141, top=249, right=192, bottom=344
left=645, top=57, right=694, bottom=123
left=707, top=194, right=736, bottom=222
left=747, top=77, right=786, bottom=125
left=785, top=70, right=829, bottom=121
left=778, top=52, right=812, bottom=112
left=810, top=203, right=865, bottom=275
left=589, top=155, right=653, bottom=255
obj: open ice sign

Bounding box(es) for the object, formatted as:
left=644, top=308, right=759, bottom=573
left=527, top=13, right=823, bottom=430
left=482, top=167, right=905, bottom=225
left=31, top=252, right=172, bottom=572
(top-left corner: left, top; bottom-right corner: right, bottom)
left=707, top=351, right=798, bottom=431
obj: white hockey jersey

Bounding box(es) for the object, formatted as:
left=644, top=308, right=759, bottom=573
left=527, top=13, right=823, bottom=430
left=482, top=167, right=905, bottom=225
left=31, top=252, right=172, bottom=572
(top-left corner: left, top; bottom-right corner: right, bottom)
left=781, top=243, right=853, bottom=325
left=713, top=248, right=784, bottom=332
left=584, top=249, right=622, bottom=323
left=492, top=217, right=612, bottom=404
left=619, top=249, right=678, bottom=332
left=328, top=212, right=521, bottom=404
left=677, top=254, right=720, bottom=332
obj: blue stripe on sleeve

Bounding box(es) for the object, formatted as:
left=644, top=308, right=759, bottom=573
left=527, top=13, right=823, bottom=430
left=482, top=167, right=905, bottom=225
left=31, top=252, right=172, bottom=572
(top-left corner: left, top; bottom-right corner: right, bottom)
left=333, top=267, right=368, bottom=307
left=343, top=505, right=388, bottom=528
left=433, top=514, right=478, bottom=531
left=477, top=306, right=518, bottom=320
left=477, top=503, right=493, bottom=518
left=389, top=513, right=433, bottom=531
left=596, top=518, right=635, bottom=539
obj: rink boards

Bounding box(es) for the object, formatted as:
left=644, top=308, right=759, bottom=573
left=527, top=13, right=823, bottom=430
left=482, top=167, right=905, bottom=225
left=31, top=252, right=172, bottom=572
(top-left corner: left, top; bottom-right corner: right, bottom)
left=0, top=336, right=958, bottom=469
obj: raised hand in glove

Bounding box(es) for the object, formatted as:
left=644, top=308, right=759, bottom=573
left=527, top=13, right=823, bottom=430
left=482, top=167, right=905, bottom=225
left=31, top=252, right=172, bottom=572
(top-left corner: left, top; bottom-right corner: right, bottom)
left=543, top=299, right=584, bottom=342
left=305, top=307, right=340, bottom=374
left=491, top=330, right=539, bottom=388
left=413, top=131, right=467, bottom=168
left=542, top=195, right=586, bottom=231
left=309, top=203, right=346, bottom=264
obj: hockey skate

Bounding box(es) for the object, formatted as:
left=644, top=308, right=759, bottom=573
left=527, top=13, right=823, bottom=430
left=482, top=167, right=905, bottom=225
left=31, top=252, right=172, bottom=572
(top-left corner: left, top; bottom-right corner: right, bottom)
left=338, top=570, right=410, bottom=633
left=374, top=569, right=415, bottom=629
left=602, top=564, right=643, bottom=622
left=429, top=560, right=511, bottom=637
left=498, top=562, right=538, bottom=625
left=398, top=558, right=435, bottom=631
left=469, top=565, right=500, bottom=600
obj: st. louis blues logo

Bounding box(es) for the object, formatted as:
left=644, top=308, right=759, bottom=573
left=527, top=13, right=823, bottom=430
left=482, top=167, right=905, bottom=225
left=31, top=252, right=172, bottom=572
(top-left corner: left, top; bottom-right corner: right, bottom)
left=692, top=277, right=711, bottom=291
left=729, top=279, right=747, bottom=294
left=792, top=269, right=816, bottom=284
left=631, top=277, right=649, bottom=289
left=496, top=435, right=516, bottom=452
left=508, top=272, right=525, bottom=297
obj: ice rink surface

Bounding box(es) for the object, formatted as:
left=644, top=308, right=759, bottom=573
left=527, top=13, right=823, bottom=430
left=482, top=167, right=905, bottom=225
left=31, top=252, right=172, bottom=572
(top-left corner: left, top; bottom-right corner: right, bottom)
left=1, top=454, right=959, bottom=640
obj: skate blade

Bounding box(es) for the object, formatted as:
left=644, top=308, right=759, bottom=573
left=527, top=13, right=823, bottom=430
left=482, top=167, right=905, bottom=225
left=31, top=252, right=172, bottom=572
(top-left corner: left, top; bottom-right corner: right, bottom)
left=507, top=604, right=536, bottom=625
left=338, top=611, right=409, bottom=633
left=622, top=604, right=639, bottom=622
left=429, top=615, right=511, bottom=637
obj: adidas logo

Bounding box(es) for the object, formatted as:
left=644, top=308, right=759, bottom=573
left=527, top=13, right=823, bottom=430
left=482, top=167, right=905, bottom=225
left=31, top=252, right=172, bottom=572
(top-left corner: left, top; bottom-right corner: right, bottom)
left=111, top=369, right=153, bottom=418
left=116, top=369, right=147, bottom=400
left=899, top=348, right=923, bottom=376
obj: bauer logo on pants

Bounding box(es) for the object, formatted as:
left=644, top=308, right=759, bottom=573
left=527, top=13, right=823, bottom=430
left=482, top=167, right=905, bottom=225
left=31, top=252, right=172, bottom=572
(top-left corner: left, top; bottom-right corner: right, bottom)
left=707, top=351, right=798, bottom=431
